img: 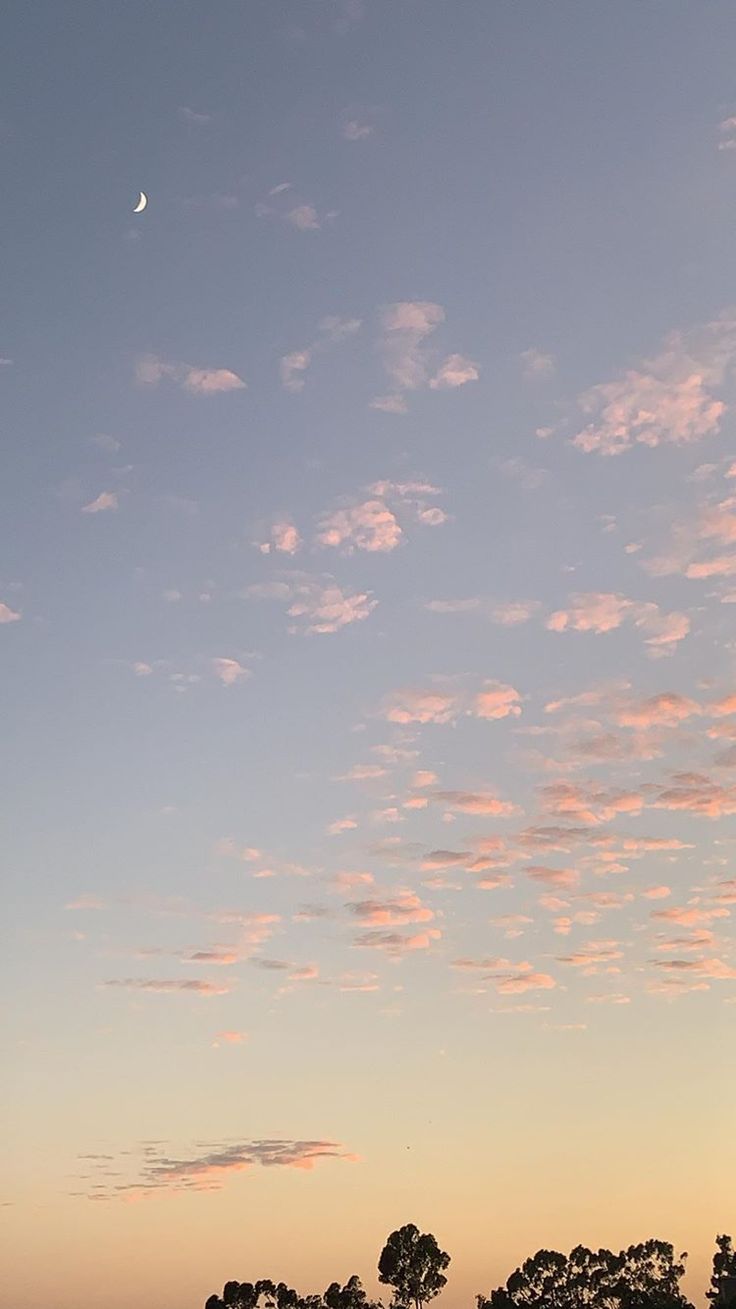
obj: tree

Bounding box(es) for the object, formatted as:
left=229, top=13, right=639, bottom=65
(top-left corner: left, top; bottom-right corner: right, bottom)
left=707, top=1237, right=736, bottom=1308
left=476, top=1241, right=693, bottom=1309
left=324, top=1276, right=382, bottom=1309
left=205, top=1279, right=320, bottom=1309
left=378, top=1224, right=450, bottom=1309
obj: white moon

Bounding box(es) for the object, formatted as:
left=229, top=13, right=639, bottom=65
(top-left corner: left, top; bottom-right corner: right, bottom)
left=132, top=191, right=148, bottom=214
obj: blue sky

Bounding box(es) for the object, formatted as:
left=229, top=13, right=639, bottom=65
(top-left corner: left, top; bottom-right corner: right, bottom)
left=2, top=3, right=736, bottom=1308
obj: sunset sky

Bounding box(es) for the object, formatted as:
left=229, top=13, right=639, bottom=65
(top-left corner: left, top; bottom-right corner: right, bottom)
left=2, top=2, right=735, bottom=1307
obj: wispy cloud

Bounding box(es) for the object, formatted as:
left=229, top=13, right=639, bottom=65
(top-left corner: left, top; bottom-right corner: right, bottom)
left=520, top=347, right=556, bottom=380
left=75, top=1137, right=357, bottom=1201
left=280, top=316, right=361, bottom=392
left=104, top=979, right=231, bottom=996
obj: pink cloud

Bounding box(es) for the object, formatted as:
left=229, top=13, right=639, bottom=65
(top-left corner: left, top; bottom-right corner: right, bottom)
left=247, top=575, right=377, bottom=634
left=316, top=499, right=402, bottom=553
left=214, top=1031, right=247, bottom=1044
left=546, top=594, right=689, bottom=652
left=651, top=905, right=730, bottom=927
left=433, top=789, right=516, bottom=816
left=260, top=521, right=302, bottom=555
left=82, top=491, right=118, bottom=514
left=384, top=689, right=460, bottom=725
left=331, top=871, right=374, bottom=890
left=654, top=957, right=736, bottom=980
left=184, top=367, right=246, bottom=394
left=653, top=772, right=736, bottom=817
left=289, top=964, right=320, bottom=982
left=420, top=849, right=472, bottom=869
left=539, top=781, right=645, bottom=825
left=709, top=693, right=736, bottom=717
left=615, top=692, right=701, bottom=727
left=557, top=940, right=623, bottom=968
left=185, top=948, right=240, bottom=966
left=492, top=600, right=540, bottom=626
left=136, top=354, right=246, bottom=394
left=547, top=592, right=631, bottom=634
left=687, top=555, right=736, bottom=578
left=327, top=819, right=358, bottom=838
left=429, top=354, right=479, bottom=390
left=495, top=970, right=556, bottom=994
left=569, top=318, right=736, bottom=455
left=86, top=1138, right=357, bottom=1201
left=472, top=681, right=522, bottom=720
left=526, top=864, right=579, bottom=888
left=355, top=928, right=441, bottom=954
left=211, top=658, right=250, bottom=686
left=348, top=892, right=434, bottom=926
left=642, top=886, right=672, bottom=900
left=0, top=602, right=21, bottom=623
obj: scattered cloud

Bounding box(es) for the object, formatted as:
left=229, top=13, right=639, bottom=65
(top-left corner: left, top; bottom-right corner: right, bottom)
left=547, top=592, right=689, bottom=654
left=429, top=354, right=479, bottom=390
left=316, top=499, right=402, bottom=553
left=569, top=315, right=736, bottom=455
left=211, top=658, right=251, bottom=686
left=258, top=520, right=302, bottom=555
left=372, top=302, right=478, bottom=411
left=136, top=355, right=246, bottom=394
left=246, top=574, right=377, bottom=634
left=355, top=928, right=441, bottom=955
left=473, top=681, right=523, bottom=720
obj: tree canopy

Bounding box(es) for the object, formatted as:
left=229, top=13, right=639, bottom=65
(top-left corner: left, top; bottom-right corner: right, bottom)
left=377, top=1224, right=450, bottom=1309
left=206, top=1276, right=380, bottom=1309
left=707, top=1237, right=736, bottom=1308
left=204, top=1228, right=732, bottom=1309
left=476, top=1240, right=693, bottom=1309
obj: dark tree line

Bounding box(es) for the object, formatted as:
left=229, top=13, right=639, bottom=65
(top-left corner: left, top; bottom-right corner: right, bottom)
left=205, top=1225, right=736, bottom=1309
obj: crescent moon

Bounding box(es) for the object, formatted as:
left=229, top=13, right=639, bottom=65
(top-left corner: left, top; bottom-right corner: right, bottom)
left=133, top=191, right=148, bottom=214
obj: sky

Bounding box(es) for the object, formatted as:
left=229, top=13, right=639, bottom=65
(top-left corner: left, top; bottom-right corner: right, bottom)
left=1, top=2, right=735, bottom=1307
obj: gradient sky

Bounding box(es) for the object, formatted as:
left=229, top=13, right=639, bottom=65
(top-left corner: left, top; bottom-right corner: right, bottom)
left=2, top=3, right=735, bottom=1307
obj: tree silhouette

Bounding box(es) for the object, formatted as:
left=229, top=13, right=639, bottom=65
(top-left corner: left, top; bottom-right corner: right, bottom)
left=205, top=1279, right=323, bottom=1309
left=378, top=1224, right=450, bottom=1309
left=324, top=1276, right=382, bottom=1309
left=707, top=1237, right=736, bottom=1308
left=205, top=1275, right=379, bottom=1309
left=476, top=1241, right=692, bottom=1309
